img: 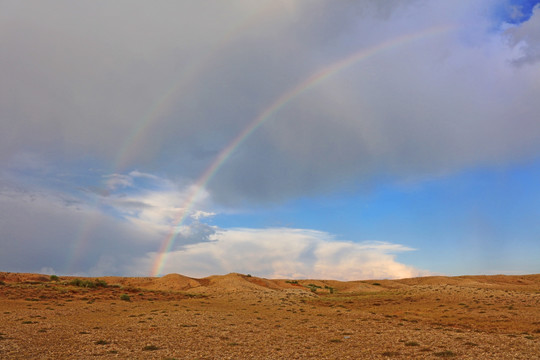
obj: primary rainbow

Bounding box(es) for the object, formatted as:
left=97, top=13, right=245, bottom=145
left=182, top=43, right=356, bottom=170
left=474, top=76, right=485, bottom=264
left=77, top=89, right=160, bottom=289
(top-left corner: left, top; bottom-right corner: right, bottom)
left=150, top=24, right=455, bottom=276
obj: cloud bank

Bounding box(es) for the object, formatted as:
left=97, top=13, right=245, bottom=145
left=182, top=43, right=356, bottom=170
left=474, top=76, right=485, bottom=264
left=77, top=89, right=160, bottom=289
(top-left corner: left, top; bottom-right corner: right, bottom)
left=132, top=228, right=426, bottom=280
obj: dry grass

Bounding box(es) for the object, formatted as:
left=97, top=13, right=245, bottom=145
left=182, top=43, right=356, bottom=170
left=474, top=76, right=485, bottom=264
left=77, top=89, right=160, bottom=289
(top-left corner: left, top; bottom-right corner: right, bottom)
left=0, top=272, right=539, bottom=359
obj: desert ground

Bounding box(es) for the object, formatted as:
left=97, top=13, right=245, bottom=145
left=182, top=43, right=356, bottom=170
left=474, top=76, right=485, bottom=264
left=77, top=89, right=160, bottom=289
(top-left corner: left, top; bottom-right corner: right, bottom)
left=0, top=272, right=539, bottom=359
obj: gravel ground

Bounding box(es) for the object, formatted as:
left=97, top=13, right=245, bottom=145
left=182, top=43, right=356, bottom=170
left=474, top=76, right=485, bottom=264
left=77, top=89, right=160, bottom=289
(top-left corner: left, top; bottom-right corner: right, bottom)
left=0, top=273, right=539, bottom=359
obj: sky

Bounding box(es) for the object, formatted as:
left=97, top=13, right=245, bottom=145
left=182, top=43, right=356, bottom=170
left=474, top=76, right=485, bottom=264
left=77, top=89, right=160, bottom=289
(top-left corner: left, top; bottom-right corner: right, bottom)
left=1, top=0, right=540, bottom=280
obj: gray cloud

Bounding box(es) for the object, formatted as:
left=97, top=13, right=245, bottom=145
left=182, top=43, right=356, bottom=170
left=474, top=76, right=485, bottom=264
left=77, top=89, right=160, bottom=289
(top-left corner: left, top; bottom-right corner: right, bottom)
left=0, top=185, right=155, bottom=275
left=1, top=0, right=540, bottom=207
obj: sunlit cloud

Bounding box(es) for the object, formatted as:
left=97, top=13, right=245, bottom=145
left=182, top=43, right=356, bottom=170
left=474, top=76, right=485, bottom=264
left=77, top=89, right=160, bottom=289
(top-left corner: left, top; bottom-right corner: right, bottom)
left=132, top=228, right=427, bottom=280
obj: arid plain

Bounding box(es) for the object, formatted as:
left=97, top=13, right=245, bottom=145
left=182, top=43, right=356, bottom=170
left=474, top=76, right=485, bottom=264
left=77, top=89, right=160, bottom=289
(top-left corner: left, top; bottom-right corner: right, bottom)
left=1, top=272, right=539, bottom=359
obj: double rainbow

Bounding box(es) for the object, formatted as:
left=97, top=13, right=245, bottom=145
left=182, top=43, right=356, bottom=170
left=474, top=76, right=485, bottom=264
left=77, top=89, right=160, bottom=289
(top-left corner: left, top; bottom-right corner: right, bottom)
left=151, top=24, right=455, bottom=276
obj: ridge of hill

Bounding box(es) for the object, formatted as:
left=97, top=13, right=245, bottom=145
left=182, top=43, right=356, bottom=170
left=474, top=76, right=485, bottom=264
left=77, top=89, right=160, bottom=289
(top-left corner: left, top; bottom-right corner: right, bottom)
left=1, top=272, right=539, bottom=295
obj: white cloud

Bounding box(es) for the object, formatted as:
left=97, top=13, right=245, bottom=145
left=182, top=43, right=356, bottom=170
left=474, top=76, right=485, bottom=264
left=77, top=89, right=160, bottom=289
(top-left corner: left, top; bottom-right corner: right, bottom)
left=505, top=4, right=540, bottom=65
left=132, top=228, right=427, bottom=280
left=191, top=210, right=216, bottom=220
left=96, top=172, right=211, bottom=234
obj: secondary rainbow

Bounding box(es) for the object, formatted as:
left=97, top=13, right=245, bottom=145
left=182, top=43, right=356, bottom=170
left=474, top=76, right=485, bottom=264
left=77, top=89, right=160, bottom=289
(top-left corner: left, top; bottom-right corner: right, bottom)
left=151, top=24, right=455, bottom=276
left=67, top=3, right=280, bottom=273
left=113, top=3, right=278, bottom=171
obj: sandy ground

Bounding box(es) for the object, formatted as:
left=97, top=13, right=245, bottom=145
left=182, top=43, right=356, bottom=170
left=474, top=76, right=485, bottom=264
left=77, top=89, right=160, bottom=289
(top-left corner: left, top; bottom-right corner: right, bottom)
left=0, top=272, right=539, bottom=359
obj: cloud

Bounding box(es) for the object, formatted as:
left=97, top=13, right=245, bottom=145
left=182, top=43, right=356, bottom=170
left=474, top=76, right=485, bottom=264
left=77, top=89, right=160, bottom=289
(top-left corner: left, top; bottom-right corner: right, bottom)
left=132, top=228, right=427, bottom=280
left=0, top=171, right=213, bottom=275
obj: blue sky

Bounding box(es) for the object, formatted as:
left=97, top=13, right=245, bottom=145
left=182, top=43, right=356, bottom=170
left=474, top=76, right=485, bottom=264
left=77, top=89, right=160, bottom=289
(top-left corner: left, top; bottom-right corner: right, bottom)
left=1, top=0, right=540, bottom=279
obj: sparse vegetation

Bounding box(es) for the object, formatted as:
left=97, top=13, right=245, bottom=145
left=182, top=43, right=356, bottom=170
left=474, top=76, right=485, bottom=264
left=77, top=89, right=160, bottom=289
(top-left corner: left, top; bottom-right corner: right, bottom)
left=120, top=294, right=131, bottom=301
left=95, top=340, right=110, bottom=345
left=68, top=278, right=108, bottom=288
left=49, top=275, right=59, bottom=281
left=306, top=284, right=322, bottom=292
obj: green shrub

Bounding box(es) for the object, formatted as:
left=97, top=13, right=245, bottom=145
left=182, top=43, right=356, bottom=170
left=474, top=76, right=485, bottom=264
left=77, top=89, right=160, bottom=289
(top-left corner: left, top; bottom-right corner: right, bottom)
left=120, top=294, right=131, bottom=302
left=69, top=279, right=94, bottom=288
left=50, top=275, right=59, bottom=281
left=94, top=279, right=108, bottom=287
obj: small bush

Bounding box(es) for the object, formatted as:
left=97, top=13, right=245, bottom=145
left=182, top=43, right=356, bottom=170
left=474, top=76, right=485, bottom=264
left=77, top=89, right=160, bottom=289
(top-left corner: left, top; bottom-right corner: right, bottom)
left=285, top=280, right=298, bottom=284
left=246, top=274, right=252, bottom=277
left=120, top=294, right=131, bottom=302
left=49, top=275, right=59, bottom=282
left=69, top=279, right=95, bottom=288
left=142, top=345, right=159, bottom=351
left=95, top=340, right=110, bottom=345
